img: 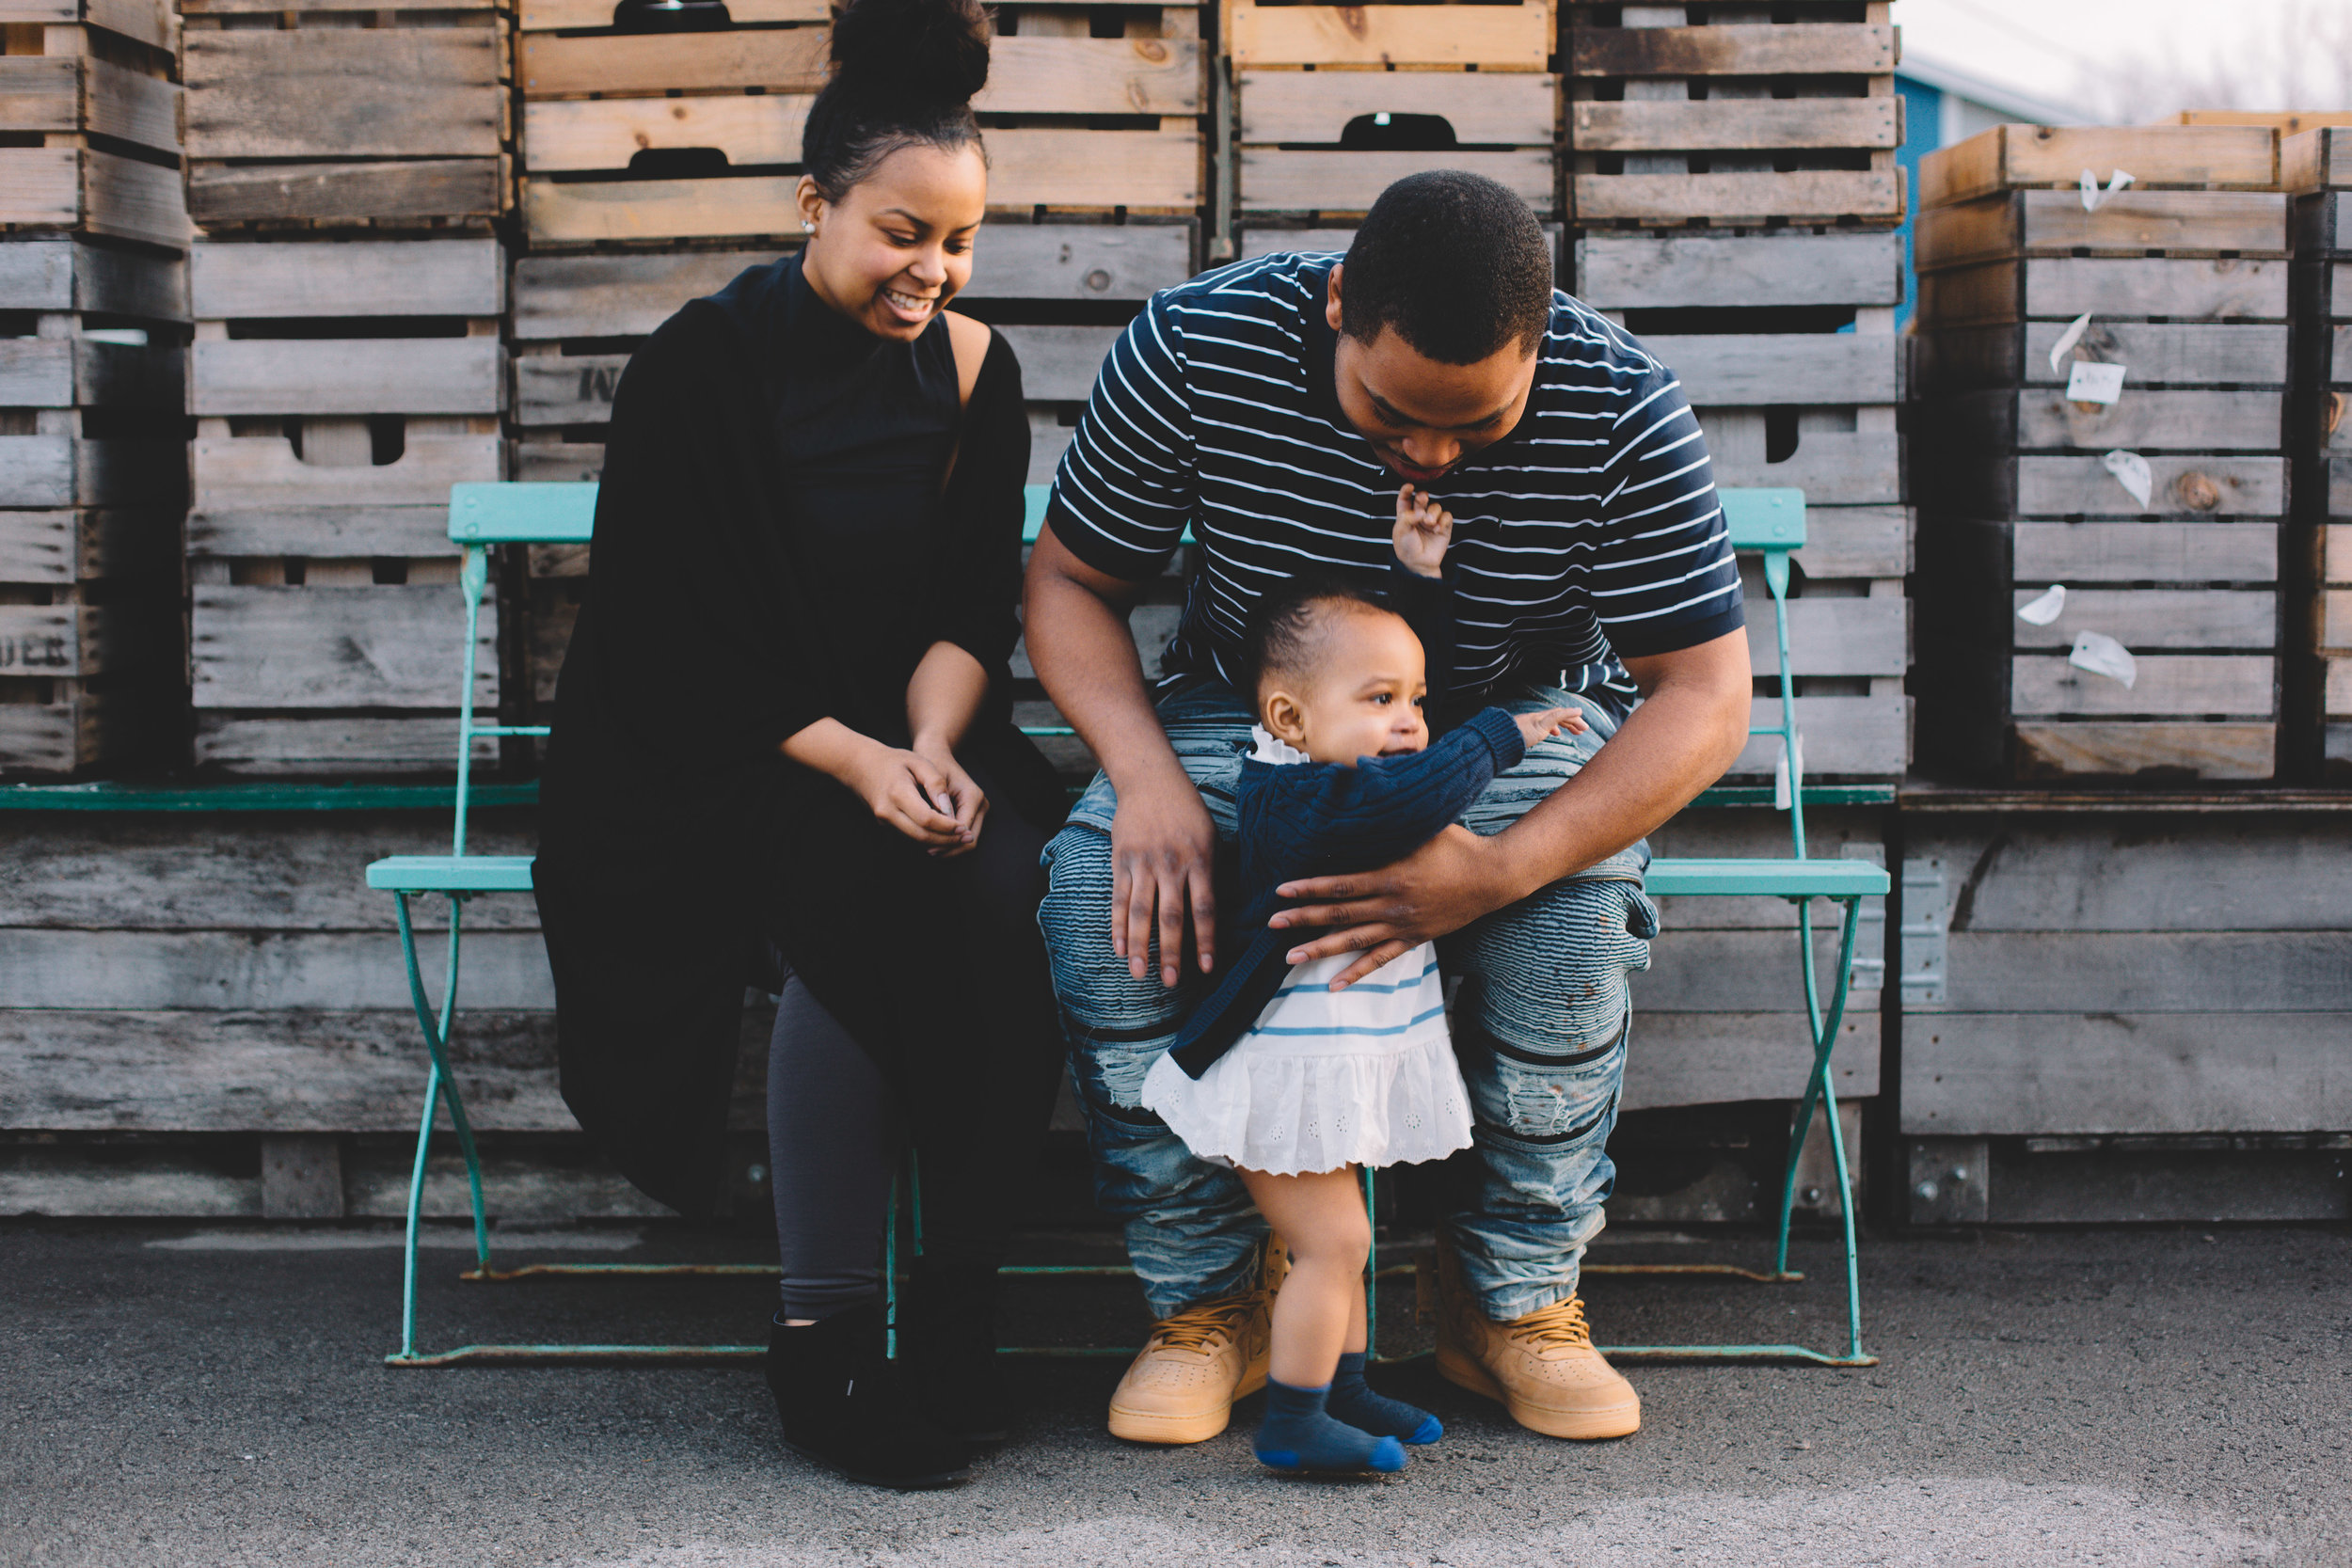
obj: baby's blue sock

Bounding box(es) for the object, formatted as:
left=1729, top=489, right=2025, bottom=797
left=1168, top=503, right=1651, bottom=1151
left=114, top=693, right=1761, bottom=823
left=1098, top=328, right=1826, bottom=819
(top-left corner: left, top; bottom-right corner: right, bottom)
left=1254, top=1379, right=1406, bottom=1475
left=1327, top=1351, right=1443, bottom=1445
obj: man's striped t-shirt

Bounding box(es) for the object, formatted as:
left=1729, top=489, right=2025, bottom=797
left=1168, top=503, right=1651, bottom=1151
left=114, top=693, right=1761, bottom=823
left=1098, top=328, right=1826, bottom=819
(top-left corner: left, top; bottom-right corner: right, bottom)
left=1045, top=250, right=1744, bottom=714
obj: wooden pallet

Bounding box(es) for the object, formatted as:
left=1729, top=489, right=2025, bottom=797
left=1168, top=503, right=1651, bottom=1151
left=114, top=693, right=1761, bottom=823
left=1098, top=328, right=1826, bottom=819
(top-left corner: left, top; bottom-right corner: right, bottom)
left=1917, top=122, right=2280, bottom=211
left=0, top=41, right=182, bottom=164
left=1564, top=1, right=1899, bottom=229
left=2288, top=129, right=2352, bottom=780
left=182, top=0, right=510, bottom=231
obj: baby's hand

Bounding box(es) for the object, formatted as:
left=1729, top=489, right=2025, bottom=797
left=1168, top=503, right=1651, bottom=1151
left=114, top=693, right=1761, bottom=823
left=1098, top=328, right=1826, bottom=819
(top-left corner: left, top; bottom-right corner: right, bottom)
left=1393, top=484, right=1453, bottom=578
left=1513, top=706, right=1588, bottom=750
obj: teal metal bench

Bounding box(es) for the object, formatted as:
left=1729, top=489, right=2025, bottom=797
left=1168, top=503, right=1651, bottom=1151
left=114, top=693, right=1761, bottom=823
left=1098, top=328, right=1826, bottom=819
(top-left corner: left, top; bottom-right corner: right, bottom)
left=369, top=481, right=1881, bottom=1370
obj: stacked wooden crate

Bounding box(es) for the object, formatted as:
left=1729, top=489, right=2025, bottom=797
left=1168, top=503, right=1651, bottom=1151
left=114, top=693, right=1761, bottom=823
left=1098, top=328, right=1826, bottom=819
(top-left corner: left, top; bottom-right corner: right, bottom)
left=2288, top=129, right=2351, bottom=782
left=0, top=0, right=188, bottom=774
left=179, top=0, right=512, bottom=775
left=1226, top=0, right=1556, bottom=247
left=1912, top=125, right=2291, bottom=784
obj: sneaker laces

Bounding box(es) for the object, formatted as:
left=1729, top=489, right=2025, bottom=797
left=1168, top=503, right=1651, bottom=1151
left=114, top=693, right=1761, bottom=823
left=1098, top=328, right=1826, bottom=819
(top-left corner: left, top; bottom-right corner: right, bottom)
left=1147, top=1290, right=1261, bottom=1354
left=1507, top=1294, right=1595, bottom=1356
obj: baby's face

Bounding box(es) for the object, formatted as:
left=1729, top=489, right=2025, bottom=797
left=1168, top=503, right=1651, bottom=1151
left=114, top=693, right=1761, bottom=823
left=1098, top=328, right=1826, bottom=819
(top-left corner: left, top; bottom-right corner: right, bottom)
left=1262, top=608, right=1431, bottom=765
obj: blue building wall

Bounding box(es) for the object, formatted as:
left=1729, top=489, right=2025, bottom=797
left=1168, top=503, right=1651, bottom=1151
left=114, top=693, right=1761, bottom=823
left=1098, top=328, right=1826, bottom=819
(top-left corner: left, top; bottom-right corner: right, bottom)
left=1895, top=75, right=1946, bottom=333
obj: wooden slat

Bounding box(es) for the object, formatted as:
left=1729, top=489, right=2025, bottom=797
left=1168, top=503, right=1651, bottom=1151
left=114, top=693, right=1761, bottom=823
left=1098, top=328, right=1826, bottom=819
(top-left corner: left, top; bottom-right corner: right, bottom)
left=513, top=250, right=770, bottom=338
left=1242, top=148, right=1553, bottom=215
left=2007, top=588, right=2276, bottom=650
left=0, top=927, right=548, bottom=1010
left=1571, top=97, right=1897, bottom=154
left=0, top=0, right=170, bottom=50
left=1229, top=2, right=1551, bottom=70
left=2010, top=389, right=2283, bottom=454
left=1571, top=168, right=1901, bottom=226
left=0, top=436, right=183, bottom=508
left=517, top=28, right=828, bottom=99
left=521, top=94, right=806, bottom=174
left=0, top=507, right=178, bottom=584
left=190, top=583, right=496, bottom=710
left=2010, top=721, right=2277, bottom=780
left=184, top=30, right=504, bottom=161
left=1569, top=22, right=1894, bottom=77
left=1650, top=331, right=1897, bottom=406
left=1573, top=230, right=1900, bottom=309
left=0, top=337, right=181, bottom=409
left=192, top=434, right=502, bottom=512
left=1709, top=431, right=1899, bottom=506
left=1900, top=1012, right=2352, bottom=1136
left=0, top=237, right=183, bottom=320
left=1914, top=189, right=2288, bottom=272
left=1927, top=931, right=2349, bottom=1014
left=188, top=158, right=504, bottom=226
left=1917, top=257, right=2288, bottom=328
left=191, top=238, right=505, bottom=319
left=2010, top=654, right=2274, bottom=717
left=2010, top=522, right=2277, bottom=582
left=1621, top=1011, right=1877, bottom=1112
left=1629, top=927, right=1887, bottom=1011
left=514, top=350, right=622, bottom=427
left=0, top=145, right=188, bottom=248
left=989, top=126, right=1201, bottom=209
left=0, top=56, right=180, bottom=157
left=1915, top=321, right=2289, bottom=393
left=518, top=0, right=824, bottom=24
left=1795, top=505, right=1909, bottom=578
left=1989, top=455, right=2286, bottom=519
left=513, top=441, right=602, bottom=483
left=190, top=338, right=505, bottom=418
left=979, top=37, right=1203, bottom=116
left=1745, top=594, right=1905, bottom=677
left=1729, top=693, right=1907, bottom=777
left=0, top=687, right=149, bottom=775
left=1236, top=69, right=1555, bottom=146
left=0, top=601, right=146, bottom=677
left=1919, top=124, right=2281, bottom=209
left=192, top=713, right=494, bottom=775
left=2285, top=126, right=2352, bottom=193
left=187, top=506, right=459, bottom=560
left=993, top=324, right=1119, bottom=403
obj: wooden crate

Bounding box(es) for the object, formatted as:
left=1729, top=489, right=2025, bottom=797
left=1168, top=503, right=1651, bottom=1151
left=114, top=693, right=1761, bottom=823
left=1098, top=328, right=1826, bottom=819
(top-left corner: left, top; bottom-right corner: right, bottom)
left=1564, top=1, right=1901, bottom=230
left=0, top=30, right=181, bottom=162
left=1899, top=804, right=2352, bottom=1221
left=1576, top=227, right=1909, bottom=779
left=1917, top=123, right=2281, bottom=211
left=1227, top=0, right=1554, bottom=220
left=181, top=0, right=510, bottom=231
left=2288, top=129, right=2351, bottom=781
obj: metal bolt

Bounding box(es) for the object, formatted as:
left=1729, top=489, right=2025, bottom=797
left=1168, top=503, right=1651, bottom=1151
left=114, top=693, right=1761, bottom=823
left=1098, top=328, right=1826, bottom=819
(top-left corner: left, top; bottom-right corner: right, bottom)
left=1802, top=1186, right=1823, bottom=1204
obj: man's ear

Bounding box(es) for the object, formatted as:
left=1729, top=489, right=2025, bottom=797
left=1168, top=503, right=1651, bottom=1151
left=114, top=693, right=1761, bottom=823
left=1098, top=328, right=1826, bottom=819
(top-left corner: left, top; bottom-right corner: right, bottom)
left=1263, top=689, right=1310, bottom=748
left=1324, top=263, right=1343, bottom=334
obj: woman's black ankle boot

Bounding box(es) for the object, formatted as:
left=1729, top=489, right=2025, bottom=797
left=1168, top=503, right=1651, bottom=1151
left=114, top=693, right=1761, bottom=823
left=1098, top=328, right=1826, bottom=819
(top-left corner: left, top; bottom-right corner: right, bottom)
left=764, top=1304, right=972, bottom=1489
left=899, top=1262, right=1014, bottom=1443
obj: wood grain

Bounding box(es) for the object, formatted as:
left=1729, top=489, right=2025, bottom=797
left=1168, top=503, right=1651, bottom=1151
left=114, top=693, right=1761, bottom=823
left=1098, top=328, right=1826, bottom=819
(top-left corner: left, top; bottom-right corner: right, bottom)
left=2006, top=588, right=2276, bottom=649
left=190, top=338, right=505, bottom=418
left=1574, top=230, right=1901, bottom=309
left=192, top=713, right=496, bottom=775
left=2010, top=721, right=2277, bottom=781
left=518, top=28, right=828, bottom=99
left=1572, top=97, right=1897, bottom=154
left=188, top=158, right=504, bottom=226
left=1649, top=331, right=1897, bottom=406
left=1243, top=148, right=1553, bottom=214
left=1237, top=69, right=1555, bottom=145
left=979, top=37, right=1204, bottom=116
left=1572, top=168, right=1901, bottom=226
left=1920, top=124, right=2280, bottom=208
left=190, top=584, right=497, bottom=711
left=184, top=30, right=505, bottom=161
left=2010, top=521, right=2277, bottom=582
left=0, top=238, right=183, bottom=321
left=193, top=434, right=502, bottom=513
left=0, top=145, right=189, bottom=247
left=1918, top=257, right=2288, bottom=328
left=1230, top=2, right=1552, bottom=70
left=1915, top=189, right=2288, bottom=271
left=2010, top=654, right=2274, bottom=717
left=521, top=94, right=808, bottom=173
left=1569, top=22, right=1894, bottom=76
left=191, top=239, right=505, bottom=319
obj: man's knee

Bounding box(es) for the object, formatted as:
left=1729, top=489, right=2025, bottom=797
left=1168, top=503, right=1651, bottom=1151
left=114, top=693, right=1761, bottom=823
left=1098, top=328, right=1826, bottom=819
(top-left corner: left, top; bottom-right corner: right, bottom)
left=1041, top=825, right=1184, bottom=1108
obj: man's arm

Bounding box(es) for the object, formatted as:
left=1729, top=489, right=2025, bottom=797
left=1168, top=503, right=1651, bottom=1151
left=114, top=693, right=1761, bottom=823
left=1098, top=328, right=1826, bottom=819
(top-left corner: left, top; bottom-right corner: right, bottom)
left=1267, top=627, right=1752, bottom=987
left=1024, top=521, right=1220, bottom=988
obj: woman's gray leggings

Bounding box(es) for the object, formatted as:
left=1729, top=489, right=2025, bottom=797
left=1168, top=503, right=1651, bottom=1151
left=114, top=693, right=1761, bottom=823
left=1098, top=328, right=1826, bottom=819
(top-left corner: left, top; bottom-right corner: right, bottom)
left=767, top=976, right=901, bottom=1322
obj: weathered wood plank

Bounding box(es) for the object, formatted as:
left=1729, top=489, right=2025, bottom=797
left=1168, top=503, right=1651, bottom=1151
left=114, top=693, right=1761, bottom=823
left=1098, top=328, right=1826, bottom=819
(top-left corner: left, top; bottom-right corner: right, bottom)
left=2007, top=588, right=2276, bottom=649
left=0, top=238, right=183, bottom=321
left=191, top=238, right=505, bottom=320
left=1621, top=1010, right=1878, bottom=1112
left=1918, top=257, right=2288, bottom=328
left=2010, top=721, right=2277, bottom=781
left=1572, top=97, right=1897, bottom=154
left=1570, top=22, right=1893, bottom=76
left=1709, top=431, right=1899, bottom=505
left=0, top=0, right=171, bottom=51
left=186, top=506, right=458, bottom=560
left=1231, top=2, right=1552, bottom=70
left=0, top=337, right=181, bottom=410
left=1915, top=189, right=2287, bottom=272
left=994, top=324, right=1120, bottom=404
left=0, top=507, right=177, bottom=584
left=1900, top=1012, right=2352, bottom=1135
left=1944, top=455, right=2287, bottom=519
left=1746, top=594, right=1905, bottom=676
left=1924, top=932, right=2352, bottom=1014
left=1629, top=927, right=1887, bottom=1011
left=979, top=36, right=1203, bottom=116
left=0, top=55, right=181, bottom=157
left=513, top=441, right=602, bottom=484
left=517, top=28, right=828, bottom=99
left=0, top=436, right=183, bottom=508
left=521, top=93, right=806, bottom=174
left=1241, top=148, right=1554, bottom=214
left=2010, top=654, right=2274, bottom=716
left=1237, top=69, right=1556, bottom=145
left=1940, top=388, right=2285, bottom=454
left=1907, top=819, right=2352, bottom=933
left=1730, top=693, right=1907, bottom=777
left=184, top=30, right=505, bottom=161
left=189, top=338, right=506, bottom=418
left=518, top=0, right=823, bottom=25
left=513, top=250, right=771, bottom=339
left=1649, top=331, right=1898, bottom=406
left=1795, top=506, right=1910, bottom=578
left=1915, top=322, right=2290, bottom=393
left=1920, top=124, right=2280, bottom=209
left=188, top=158, right=504, bottom=226
left=1574, top=230, right=1902, bottom=309
left=189, top=584, right=497, bottom=710
left=0, top=145, right=188, bottom=248
left=192, top=434, right=502, bottom=512
left=0, top=927, right=552, bottom=1009
left=191, top=713, right=495, bottom=775
left=2284, top=125, right=2352, bottom=193
left=2010, top=521, right=2277, bottom=582
left=1572, top=168, right=1901, bottom=226
left=0, top=601, right=154, bottom=677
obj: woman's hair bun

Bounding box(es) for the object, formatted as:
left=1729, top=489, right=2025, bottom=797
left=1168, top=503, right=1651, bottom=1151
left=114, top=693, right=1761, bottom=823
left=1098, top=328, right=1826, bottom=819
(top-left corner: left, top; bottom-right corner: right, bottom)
left=830, top=0, right=992, bottom=106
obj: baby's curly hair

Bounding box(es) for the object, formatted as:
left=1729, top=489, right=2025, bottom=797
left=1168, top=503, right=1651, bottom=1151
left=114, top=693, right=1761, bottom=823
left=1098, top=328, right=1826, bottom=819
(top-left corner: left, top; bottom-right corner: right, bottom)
left=1238, top=577, right=1410, bottom=700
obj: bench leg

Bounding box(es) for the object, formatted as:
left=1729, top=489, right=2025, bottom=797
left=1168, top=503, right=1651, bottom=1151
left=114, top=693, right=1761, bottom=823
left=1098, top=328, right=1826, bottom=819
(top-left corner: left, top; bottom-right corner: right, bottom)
left=389, top=893, right=494, bottom=1365
left=1772, top=895, right=1867, bottom=1362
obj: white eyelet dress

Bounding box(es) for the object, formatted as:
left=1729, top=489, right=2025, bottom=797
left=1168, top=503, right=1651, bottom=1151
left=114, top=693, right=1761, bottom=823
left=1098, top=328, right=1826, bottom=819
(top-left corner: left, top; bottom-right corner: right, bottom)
left=1138, top=728, right=1477, bottom=1177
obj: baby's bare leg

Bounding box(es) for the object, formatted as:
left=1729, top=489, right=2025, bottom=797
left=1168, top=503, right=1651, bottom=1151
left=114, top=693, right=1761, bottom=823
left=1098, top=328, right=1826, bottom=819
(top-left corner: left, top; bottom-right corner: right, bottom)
left=1235, top=1165, right=1369, bottom=1387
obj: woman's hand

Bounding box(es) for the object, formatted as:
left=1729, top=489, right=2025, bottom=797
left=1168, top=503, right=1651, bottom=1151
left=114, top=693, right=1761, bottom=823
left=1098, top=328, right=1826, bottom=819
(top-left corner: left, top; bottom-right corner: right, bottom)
left=846, top=738, right=980, bottom=855
left=911, top=733, right=989, bottom=855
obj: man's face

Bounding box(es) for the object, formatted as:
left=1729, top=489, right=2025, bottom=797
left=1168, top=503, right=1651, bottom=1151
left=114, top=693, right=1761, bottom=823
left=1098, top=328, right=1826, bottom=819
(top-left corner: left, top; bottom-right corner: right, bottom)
left=1325, top=264, right=1540, bottom=486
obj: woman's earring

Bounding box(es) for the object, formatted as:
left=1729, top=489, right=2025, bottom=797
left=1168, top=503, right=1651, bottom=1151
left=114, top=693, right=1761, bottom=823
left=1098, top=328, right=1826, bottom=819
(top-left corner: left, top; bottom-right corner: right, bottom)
left=802, top=219, right=815, bottom=233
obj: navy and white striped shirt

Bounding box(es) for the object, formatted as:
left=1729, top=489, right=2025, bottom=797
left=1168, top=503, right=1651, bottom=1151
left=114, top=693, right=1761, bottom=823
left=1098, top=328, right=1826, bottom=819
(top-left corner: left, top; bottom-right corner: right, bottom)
left=1045, top=251, right=1743, bottom=713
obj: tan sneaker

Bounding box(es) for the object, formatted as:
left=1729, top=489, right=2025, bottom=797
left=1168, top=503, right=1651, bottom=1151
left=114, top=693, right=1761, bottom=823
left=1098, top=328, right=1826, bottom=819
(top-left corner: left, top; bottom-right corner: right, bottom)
left=1434, top=1241, right=1640, bottom=1440
left=1105, top=1234, right=1285, bottom=1445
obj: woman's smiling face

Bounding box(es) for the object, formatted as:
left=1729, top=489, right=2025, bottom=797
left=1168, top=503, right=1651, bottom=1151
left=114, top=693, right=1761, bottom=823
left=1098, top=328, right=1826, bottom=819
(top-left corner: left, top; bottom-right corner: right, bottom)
left=796, top=142, right=988, bottom=341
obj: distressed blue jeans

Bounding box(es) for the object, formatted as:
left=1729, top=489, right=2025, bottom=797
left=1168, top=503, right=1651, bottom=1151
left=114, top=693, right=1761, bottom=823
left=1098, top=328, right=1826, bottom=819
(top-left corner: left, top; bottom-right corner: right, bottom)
left=1038, top=678, right=1658, bottom=1323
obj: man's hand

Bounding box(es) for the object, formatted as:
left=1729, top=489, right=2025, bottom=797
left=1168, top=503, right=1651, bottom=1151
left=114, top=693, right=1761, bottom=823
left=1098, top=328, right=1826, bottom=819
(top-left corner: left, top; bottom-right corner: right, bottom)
left=1392, top=484, right=1453, bottom=578
left=1270, top=825, right=1520, bottom=990
left=1111, top=775, right=1220, bottom=988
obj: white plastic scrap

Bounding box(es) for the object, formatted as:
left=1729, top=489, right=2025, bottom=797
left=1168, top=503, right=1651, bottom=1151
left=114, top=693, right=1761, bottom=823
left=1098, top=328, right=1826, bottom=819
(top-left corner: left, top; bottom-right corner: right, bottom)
left=2065, top=360, right=2127, bottom=404
left=2016, top=584, right=2068, bottom=626
left=1772, top=729, right=1805, bottom=812
left=2048, top=313, right=2092, bottom=374
left=2069, top=630, right=2137, bottom=688
left=2079, top=167, right=2135, bottom=212
left=2102, top=449, right=2153, bottom=509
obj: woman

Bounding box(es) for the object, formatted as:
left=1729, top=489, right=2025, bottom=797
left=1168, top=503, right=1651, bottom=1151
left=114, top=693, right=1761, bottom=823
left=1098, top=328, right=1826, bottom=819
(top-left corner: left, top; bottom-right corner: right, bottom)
left=532, top=0, right=1065, bottom=1492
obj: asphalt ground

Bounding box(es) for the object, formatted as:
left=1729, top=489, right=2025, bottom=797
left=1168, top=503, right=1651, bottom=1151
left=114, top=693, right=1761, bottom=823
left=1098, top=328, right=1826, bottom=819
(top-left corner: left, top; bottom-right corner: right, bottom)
left=3, top=1220, right=2346, bottom=1568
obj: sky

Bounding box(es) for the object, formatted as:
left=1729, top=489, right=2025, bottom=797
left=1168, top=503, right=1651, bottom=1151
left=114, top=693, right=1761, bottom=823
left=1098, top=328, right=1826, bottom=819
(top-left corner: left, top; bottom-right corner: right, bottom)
left=1897, top=0, right=2352, bottom=125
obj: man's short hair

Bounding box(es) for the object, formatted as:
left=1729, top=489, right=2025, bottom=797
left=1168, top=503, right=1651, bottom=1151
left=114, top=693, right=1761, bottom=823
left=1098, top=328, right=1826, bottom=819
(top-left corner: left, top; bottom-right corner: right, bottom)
left=1339, top=170, right=1553, bottom=364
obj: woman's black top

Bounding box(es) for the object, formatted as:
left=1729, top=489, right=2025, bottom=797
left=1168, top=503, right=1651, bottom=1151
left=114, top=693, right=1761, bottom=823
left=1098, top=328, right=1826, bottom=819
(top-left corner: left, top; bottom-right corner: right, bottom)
left=533, top=253, right=1063, bottom=1216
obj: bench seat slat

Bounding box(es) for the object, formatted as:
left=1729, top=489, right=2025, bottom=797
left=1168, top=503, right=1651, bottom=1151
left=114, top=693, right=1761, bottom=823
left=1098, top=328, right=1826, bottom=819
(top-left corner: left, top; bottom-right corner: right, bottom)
left=366, top=854, right=535, bottom=894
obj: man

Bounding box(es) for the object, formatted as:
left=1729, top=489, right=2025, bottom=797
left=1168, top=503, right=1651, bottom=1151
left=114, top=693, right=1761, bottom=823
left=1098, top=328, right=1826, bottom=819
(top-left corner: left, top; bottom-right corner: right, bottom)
left=1023, top=171, right=1752, bottom=1444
